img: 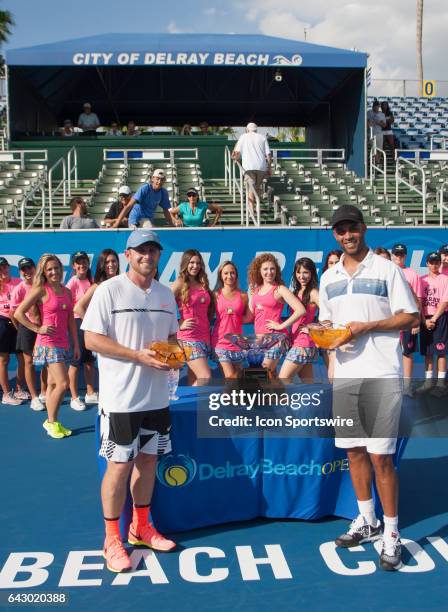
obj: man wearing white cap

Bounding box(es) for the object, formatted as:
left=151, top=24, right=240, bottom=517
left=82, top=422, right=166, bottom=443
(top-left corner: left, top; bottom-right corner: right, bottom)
left=83, top=229, right=180, bottom=573
left=232, top=122, right=272, bottom=213
left=104, top=185, right=133, bottom=228
left=78, top=102, right=100, bottom=133
left=113, top=169, right=174, bottom=228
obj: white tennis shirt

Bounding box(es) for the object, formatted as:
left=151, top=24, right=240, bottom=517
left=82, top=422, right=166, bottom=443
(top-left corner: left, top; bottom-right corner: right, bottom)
left=319, top=250, right=418, bottom=378
left=82, top=274, right=178, bottom=413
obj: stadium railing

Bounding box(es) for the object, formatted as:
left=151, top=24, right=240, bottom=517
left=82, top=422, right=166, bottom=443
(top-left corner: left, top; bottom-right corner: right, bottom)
left=224, top=146, right=261, bottom=227
left=369, top=136, right=387, bottom=194
left=48, top=157, right=67, bottom=227
left=438, top=181, right=448, bottom=225
left=395, top=154, right=427, bottom=224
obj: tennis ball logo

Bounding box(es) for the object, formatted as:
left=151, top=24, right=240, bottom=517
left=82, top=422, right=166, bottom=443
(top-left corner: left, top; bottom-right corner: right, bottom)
left=157, top=454, right=197, bottom=488
left=165, top=465, right=188, bottom=486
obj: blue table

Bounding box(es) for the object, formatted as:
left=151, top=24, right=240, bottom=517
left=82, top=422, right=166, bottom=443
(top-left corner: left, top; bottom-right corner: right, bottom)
left=97, top=386, right=407, bottom=534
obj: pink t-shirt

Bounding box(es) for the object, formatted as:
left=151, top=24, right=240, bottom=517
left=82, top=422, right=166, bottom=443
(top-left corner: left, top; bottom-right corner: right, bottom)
left=36, top=285, right=73, bottom=349
left=252, top=285, right=284, bottom=335
left=66, top=276, right=92, bottom=319
left=212, top=290, right=245, bottom=350
left=11, top=281, right=38, bottom=324
left=291, top=303, right=317, bottom=348
left=177, top=286, right=211, bottom=343
left=420, top=273, right=448, bottom=316
left=402, top=267, right=423, bottom=299
left=0, top=277, right=21, bottom=319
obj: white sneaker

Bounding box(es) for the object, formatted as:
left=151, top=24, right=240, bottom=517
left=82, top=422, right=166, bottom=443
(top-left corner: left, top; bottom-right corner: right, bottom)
left=14, top=389, right=31, bottom=400
left=30, top=397, right=45, bottom=411
left=38, top=393, right=46, bottom=403
left=2, top=392, right=23, bottom=406
left=70, top=397, right=86, bottom=411
left=84, top=392, right=99, bottom=404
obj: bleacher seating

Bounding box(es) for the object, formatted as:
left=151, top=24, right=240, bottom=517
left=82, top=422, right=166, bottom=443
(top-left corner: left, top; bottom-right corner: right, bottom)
left=368, top=96, right=448, bottom=150
left=0, top=161, right=46, bottom=228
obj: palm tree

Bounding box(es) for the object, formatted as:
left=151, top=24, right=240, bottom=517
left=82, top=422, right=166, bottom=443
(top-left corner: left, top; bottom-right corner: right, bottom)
left=416, top=0, right=424, bottom=96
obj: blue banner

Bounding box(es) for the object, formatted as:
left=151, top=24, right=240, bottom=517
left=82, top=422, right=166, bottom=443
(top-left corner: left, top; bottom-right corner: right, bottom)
left=1, top=228, right=447, bottom=287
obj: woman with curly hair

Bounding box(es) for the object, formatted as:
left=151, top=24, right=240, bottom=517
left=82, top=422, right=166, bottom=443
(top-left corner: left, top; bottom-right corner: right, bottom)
left=248, top=253, right=305, bottom=376
left=279, top=257, right=319, bottom=382
left=172, top=249, right=214, bottom=385
left=211, top=261, right=251, bottom=379
left=14, top=254, right=80, bottom=439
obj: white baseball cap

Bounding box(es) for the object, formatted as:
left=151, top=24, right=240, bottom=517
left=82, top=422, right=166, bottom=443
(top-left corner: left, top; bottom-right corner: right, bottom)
left=118, top=185, right=131, bottom=195
left=246, top=122, right=258, bottom=132
left=153, top=169, right=166, bottom=179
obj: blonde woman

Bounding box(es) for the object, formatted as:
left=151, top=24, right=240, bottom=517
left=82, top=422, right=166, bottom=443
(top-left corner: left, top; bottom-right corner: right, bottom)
left=15, top=254, right=80, bottom=439
left=172, top=249, right=214, bottom=385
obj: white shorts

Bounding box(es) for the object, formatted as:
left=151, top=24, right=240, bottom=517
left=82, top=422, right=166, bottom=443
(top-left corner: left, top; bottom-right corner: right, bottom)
left=129, top=218, right=153, bottom=230
left=332, top=378, right=402, bottom=455
left=374, top=133, right=384, bottom=150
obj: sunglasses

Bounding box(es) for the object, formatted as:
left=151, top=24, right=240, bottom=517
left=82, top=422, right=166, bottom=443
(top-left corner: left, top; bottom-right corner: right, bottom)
left=187, top=193, right=198, bottom=198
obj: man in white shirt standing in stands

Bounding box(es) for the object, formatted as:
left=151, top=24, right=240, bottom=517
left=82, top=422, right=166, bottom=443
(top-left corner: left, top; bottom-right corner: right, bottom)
left=367, top=100, right=386, bottom=164
left=319, top=205, right=419, bottom=571
left=232, top=122, right=272, bottom=214
left=83, top=230, right=180, bottom=573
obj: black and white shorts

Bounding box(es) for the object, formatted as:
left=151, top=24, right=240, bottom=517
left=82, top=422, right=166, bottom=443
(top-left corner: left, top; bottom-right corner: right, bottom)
left=99, top=407, right=172, bottom=463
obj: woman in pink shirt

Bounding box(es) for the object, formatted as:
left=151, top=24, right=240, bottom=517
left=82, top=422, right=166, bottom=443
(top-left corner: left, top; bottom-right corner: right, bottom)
left=15, top=254, right=80, bottom=439
left=11, top=257, right=45, bottom=411
left=417, top=251, right=448, bottom=397
left=212, top=261, right=251, bottom=379
left=172, top=249, right=214, bottom=385
left=0, top=256, right=21, bottom=405
left=66, top=251, right=95, bottom=411
left=248, top=253, right=305, bottom=376
left=279, top=257, right=319, bottom=382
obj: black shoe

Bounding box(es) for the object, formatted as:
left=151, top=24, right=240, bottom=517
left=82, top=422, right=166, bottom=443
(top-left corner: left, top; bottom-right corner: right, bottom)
left=335, top=515, right=382, bottom=548
left=379, top=536, right=402, bottom=571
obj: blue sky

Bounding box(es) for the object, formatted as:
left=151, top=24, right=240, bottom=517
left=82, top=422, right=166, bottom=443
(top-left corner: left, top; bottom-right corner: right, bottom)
left=4, top=0, right=255, bottom=48
left=3, top=0, right=446, bottom=87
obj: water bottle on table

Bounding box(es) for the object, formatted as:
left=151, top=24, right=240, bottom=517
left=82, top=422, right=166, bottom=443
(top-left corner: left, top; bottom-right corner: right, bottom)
left=168, top=368, right=180, bottom=401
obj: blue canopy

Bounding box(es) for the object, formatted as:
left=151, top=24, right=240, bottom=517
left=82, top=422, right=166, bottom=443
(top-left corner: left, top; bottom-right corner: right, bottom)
left=7, top=33, right=367, bottom=68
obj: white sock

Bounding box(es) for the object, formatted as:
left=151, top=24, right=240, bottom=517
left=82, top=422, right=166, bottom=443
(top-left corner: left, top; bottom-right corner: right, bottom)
left=437, top=371, right=446, bottom=381
left=383, top=515, right=399, bottom=540
left=358, top=499, right=377, bottom=526
left=425, top=370, right=433, bottom=379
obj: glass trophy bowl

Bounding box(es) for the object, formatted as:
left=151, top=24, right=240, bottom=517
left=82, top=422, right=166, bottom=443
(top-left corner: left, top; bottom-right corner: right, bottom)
left=225, top=333, right=289, bottom=368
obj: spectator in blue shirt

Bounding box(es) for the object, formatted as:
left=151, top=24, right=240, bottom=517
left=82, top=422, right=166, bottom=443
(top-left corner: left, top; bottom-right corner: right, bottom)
left=113, top=169, right=174, bottom=228
left=169, top=187, right=222, bottom=227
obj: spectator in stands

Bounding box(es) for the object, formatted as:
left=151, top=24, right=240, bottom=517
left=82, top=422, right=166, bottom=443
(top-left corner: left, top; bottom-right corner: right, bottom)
left=374, top=246, right=391, bottom=260
left=180, top=124, right=192, bottom=136
left=367, top=100, right=386, bottom=163
left=169, top=187, right=222, bottom=227
left=381, top=101, right=395, bottom=157
left=103, top=186, right=132, bottom=228
left=60, top=119, right=75, bottom=138
left=439, top=244, right=448, bottom=276
left=125, top=121, right=141, bottom=137
left=78, top=103, right=100, bottom=134
left=113, top=169, right=173, bottom=228
left=232, top=122, right=272, bottom=214
left=60, top=197, right=100, bottom=230
left=199, top=121, right=210, bottom=135
left=106, top=122, right=122, bottom=137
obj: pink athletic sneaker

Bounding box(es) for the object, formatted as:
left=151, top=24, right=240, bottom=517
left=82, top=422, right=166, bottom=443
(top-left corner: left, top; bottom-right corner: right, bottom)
left=103, top=536, right=132, bottom=573
left=128, top=523, right=176, bottom=552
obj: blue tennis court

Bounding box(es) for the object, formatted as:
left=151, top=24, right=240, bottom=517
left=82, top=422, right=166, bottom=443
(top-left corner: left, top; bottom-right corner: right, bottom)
left=0, top=394, right=447, bottom=612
